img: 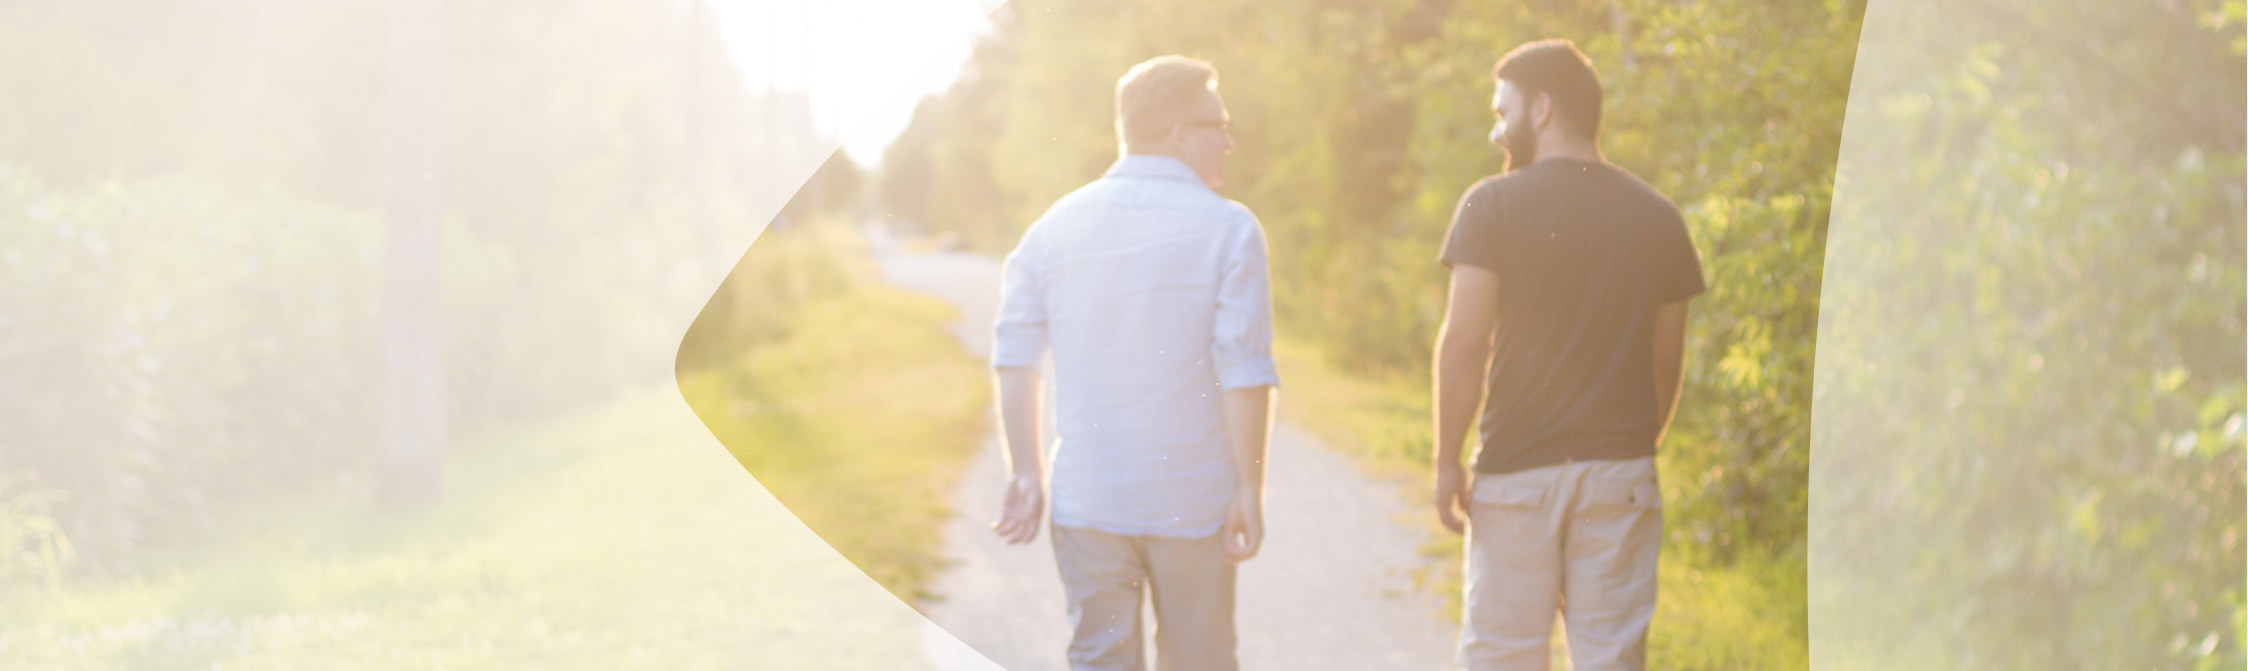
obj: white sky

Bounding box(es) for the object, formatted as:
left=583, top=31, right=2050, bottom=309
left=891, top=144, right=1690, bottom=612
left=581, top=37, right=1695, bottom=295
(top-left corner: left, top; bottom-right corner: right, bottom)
left=708, top=0, right=1003, bottom=165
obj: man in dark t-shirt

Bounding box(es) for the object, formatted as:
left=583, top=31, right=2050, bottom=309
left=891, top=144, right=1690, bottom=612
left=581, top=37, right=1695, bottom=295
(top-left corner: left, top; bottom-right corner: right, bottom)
left=1431, top=40, right=1704, bottom=671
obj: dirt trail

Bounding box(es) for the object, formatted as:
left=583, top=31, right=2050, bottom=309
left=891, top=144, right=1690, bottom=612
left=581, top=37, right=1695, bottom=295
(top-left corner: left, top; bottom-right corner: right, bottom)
left=874, top=234, right=1457, bottom=671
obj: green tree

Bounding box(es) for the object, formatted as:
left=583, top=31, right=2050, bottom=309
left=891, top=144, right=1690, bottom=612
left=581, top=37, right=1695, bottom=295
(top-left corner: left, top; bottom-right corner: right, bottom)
left=881, top=0, right=1863, bottom=564
left=0, top=0, right=792, bottom=570
left=1811, top=0, right=2245, bottom=667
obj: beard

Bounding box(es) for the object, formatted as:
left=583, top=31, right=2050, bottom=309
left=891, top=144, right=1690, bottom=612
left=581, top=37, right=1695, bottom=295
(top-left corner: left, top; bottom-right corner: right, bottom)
left=1500, top=121, right=1539, bottom=173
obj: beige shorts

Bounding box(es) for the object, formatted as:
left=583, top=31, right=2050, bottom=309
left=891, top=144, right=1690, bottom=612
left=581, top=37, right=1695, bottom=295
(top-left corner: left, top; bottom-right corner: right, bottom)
left=1051, top=525, right=1237, bottom=671
left=1457, top=457, right=1662, bottom=671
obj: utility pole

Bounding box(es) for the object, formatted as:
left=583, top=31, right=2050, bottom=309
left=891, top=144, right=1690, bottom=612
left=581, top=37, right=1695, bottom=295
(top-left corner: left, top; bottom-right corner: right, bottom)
left=684, top=0, right=723, bottom=280
left=761, top=0, right=777, bottom=202
left=1611, top=1, right=1635, bottom=73
left=380, top=0, right=445, bottom=507
left=684, top=0, right=708, bottom=193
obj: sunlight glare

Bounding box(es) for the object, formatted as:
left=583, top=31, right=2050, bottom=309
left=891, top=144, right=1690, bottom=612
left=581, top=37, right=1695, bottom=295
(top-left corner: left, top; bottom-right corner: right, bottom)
left=711, top=0, right=1002, bottom=164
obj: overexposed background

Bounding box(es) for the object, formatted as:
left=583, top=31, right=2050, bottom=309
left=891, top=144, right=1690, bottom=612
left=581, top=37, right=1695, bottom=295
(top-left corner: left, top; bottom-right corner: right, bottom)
left=0, top=0, right=1000, bottom=667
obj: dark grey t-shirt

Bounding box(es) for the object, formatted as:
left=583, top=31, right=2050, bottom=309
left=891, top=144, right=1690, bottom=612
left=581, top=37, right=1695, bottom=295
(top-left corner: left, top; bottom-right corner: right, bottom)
left=1439, top=158, right=1705, bottom=475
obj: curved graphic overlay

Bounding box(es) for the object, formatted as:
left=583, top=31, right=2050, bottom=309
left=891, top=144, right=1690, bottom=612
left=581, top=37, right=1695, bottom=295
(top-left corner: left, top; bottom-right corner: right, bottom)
left=2, top=0, right=969, bottom=667
left=1812, top=0, right=2244, bottom=667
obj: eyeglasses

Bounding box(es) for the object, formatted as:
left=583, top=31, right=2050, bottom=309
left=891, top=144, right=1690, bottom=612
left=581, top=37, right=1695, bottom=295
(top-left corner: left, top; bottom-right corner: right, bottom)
left=1182, top=119, right=1232, bottom=136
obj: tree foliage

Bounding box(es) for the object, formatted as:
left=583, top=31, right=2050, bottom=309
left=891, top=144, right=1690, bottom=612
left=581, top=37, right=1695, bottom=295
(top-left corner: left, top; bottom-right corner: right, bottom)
left=1812, top=0, right=2245, bottom=667
left=0, top=0, right=788, bottom=573
left=881, top=0, right=2247, bottom=662
left=878, top=0, right=1863, bottom=567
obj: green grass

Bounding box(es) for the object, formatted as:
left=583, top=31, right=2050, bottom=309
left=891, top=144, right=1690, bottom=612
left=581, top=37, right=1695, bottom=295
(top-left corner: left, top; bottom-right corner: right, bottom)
left=1651, top=547, right=1807, bottom=670
left=0, top=237, right=991, bottom=668
left=679, top=280, right=990, bottom=603
left=0, top=391, right=947, bottom=669
left=1274, top=339, right=1807, bottom=670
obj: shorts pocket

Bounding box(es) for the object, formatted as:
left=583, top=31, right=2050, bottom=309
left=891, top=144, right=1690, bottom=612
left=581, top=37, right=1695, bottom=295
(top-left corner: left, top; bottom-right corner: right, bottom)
left=1471, top=481, right=1548, bottom=508
left=1579, top=478, right=1661, bottom=512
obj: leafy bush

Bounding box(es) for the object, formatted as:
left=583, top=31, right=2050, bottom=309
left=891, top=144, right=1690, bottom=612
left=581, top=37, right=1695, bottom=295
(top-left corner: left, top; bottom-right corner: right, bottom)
left=677, top=223, right=866, bottom=373
left=0, top=169, right=382, bottom=569
left=0, top=471, right=74, bottom=588
left=0, top=0, right=798, bottom=575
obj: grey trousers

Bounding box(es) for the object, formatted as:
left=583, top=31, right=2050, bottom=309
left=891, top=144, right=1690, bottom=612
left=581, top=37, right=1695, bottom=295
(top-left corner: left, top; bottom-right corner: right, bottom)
left=1051, top=524, right=1238, bottom=671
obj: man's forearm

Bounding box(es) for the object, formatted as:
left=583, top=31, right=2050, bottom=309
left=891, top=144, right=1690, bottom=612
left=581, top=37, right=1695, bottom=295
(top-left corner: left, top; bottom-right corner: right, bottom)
left=1652, top=354, right=1684, bottom=443
left=996, top=366, right=1044, bottom=478
left=1221, top=386, right=1274, bottom=493
left=1650, top=301, right=1690, bottom=445
left=1433, top=334, right=1489, bottom=469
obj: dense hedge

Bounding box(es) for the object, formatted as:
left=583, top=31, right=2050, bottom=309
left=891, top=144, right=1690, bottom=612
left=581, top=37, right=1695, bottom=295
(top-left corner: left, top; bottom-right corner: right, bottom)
left=0, top=0, right=802, bottom=578
left=0, top=171, right=382, bottom=570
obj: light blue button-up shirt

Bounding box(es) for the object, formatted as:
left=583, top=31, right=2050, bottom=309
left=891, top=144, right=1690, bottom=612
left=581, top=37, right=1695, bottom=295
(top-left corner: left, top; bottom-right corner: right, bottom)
left=992, top=154, right=1281, bottom=538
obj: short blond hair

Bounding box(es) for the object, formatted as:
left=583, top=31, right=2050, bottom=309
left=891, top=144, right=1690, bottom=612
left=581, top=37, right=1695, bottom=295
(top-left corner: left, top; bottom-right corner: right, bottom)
left=1115, top=55, right=1218, bottom=152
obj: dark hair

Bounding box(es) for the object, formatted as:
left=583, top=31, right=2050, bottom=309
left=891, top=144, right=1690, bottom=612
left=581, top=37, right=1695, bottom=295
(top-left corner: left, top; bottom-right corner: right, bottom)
left=1492, top=39, right=1602, bottom=139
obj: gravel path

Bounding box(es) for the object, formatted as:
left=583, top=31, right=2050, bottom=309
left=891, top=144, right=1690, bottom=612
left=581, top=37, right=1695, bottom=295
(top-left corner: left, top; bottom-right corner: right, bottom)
left=872, top=231, right=1458, bottom=671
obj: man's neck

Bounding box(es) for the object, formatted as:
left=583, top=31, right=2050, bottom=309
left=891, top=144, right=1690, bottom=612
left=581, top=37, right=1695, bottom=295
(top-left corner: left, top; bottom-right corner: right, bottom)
left=1122, top=147, right=1184, bottom=161
left=1533, top=135, right=1604, bottom=166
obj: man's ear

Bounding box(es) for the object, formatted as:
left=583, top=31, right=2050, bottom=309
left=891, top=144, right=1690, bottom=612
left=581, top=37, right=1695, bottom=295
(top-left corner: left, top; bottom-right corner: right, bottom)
left=1533, top=92, right=1555, bottom=131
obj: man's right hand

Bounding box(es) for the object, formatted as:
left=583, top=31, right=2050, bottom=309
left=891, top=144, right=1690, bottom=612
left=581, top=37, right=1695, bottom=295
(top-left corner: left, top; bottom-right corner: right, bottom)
left=1434, top=463, right=1472, bottom=534
left=992, top=472, right=1045, bottom=544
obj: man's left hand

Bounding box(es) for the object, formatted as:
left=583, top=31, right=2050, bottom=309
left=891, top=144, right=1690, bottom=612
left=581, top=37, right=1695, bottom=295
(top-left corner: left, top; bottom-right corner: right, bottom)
left=1222, top=487, right=1264, bottom=563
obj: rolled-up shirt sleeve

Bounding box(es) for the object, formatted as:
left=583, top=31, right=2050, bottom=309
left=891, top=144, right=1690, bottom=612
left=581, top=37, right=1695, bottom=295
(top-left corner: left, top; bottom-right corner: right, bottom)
left=992, top=233, right=1048, bottom=369
left=1211, top=213, right=1280, bottom=389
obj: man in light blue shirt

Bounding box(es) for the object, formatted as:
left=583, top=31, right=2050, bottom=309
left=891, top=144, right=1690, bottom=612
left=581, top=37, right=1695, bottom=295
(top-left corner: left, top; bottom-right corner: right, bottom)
left=988, top=55, right=1280, bottom=671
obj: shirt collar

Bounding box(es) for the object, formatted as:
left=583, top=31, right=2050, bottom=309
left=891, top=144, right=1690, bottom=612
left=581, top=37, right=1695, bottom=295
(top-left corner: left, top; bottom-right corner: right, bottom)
left=1104, top=154, right=1207, bottom=185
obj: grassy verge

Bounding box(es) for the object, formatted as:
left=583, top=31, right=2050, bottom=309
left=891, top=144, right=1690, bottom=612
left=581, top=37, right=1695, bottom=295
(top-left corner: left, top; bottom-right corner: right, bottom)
left=678, top=262, right=989, bottom=602
left=0, top=389, right=944, bottom=669
left=1274, top=339, right=1807, bottom=670
left=0, top=228, right=991, bottom=668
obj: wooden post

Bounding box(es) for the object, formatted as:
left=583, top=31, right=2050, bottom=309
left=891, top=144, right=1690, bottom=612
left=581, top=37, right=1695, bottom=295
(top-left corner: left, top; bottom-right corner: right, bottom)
left=380, top=0, right=445, bottom=507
